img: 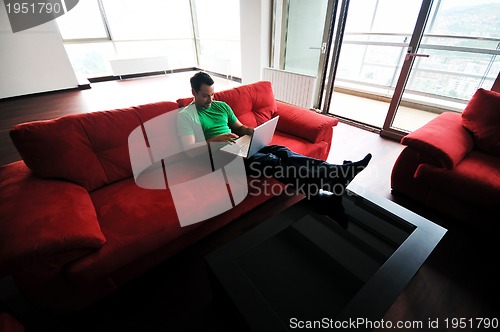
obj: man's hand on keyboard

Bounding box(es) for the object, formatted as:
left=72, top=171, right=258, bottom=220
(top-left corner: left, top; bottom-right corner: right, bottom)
left=208, top=133, right=240, bottom=143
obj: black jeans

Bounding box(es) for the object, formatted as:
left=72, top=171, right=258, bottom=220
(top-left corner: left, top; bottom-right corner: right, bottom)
left=244, top=145, right=337, bottom=197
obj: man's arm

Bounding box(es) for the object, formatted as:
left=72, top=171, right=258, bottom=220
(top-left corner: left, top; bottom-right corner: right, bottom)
left=180, top=133, right=240, bottom=158
left=179, top=134, right=210, bottom=158
left=230, top=120, right=254, bottom=137
left=207, top=132, right=240, bottom=143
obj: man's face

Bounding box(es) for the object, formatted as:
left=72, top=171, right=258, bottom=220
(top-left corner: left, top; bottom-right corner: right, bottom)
left=192, top=83, right=215, bottom=109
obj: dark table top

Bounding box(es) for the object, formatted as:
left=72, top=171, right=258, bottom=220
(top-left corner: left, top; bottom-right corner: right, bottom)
left=206, top=185, right=447, bottom=332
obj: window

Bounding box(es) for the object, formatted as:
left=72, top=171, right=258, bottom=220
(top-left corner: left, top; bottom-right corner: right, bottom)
left=194, top=0, right=241, bottom=77
left=56, top=0, right=241, bottom=79
left=63, top=42, right=116, bottom=77
left=101, top=0, right=197, bottom=70
left=56, top=0, right=108, bottom=40
left=336, top=0, right=500, bottom=101
left=101, top=0, right=193, bottom=40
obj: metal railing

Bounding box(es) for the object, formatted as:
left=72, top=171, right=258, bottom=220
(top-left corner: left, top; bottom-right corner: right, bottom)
left=336, top=32, right=500, bottom=105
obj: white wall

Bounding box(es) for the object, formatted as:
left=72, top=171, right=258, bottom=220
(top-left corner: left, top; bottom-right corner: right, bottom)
left=240, top=0, right=272, bottom=84
left=0, top=0, right=78, bottom=99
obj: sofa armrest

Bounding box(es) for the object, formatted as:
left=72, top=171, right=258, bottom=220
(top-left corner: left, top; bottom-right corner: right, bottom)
left=401, top=112, right=474, bottom=169
left=275, top=101, right=338, bottom=143
left=0, top=162, right=106, bottom=275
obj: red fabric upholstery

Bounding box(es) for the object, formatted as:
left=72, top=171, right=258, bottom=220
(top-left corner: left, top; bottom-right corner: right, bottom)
left=9, top=102, right=180, bottom=192
left=414, top=150, right=500, bottom=207
left=77, top=108, right=141, bottom=186
left=12, top=264, right=118, bottom=314
left=392, top=88, right=500, bottom=228
left=461, top=88, right=500, bottom=156
left=401, top=112, right=474, bottom=169
left=67, top=177, right=281, bottom=287
left=422, top=188, right=494, bottom=227
left=176, top=97, right=193, bottom=108
left=0, top=312, right=24, bottom=332
left=271, top=132, right=330, bottom=160
left=9, top=115, right=108, bottom=191
left=215, top=81, right=277, bottom=126
left=0, top=161, right=106, bottom=275
left=67, top=178, right=192, bottom=285
left=106, top=179, right=284, bottom=289
left=276, top=101, right=338, bottom=144
left=391, top=147, right=432, bottom=201
left=133, top=101, right=180, bottom=123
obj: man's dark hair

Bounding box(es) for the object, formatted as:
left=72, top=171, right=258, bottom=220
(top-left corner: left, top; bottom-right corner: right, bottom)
left=190, top=71, right=214, bottom=92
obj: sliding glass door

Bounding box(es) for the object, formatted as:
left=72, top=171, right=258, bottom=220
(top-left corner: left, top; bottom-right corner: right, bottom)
left=317, top=0, right=499, bottom=139
left=277, top=0, right=338, bottom=107
left=382, top=0, right=500, bottom=138
left=283, top=0, right=329, bottom=76
left=323, top=0, right=425, bottom=128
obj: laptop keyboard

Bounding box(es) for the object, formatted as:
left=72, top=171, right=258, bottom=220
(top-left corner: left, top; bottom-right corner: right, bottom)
left=239, top=142, right=249, bottom=155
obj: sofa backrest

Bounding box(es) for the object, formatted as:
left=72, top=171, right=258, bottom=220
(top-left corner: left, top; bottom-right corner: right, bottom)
left=10, top=101, right=179, bottom=191
left=177, top=81, right=277, bottom=127
left=461, top=88, right=500, bottom=156
left=10, top=82, right=277, bottom=191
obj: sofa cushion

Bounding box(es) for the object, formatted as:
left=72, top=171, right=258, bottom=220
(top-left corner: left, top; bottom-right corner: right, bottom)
left=134, top=101, right=180, bottom=123
left=10, top=115, right=109, bottom=191
left=271, top=131, right=328, bottom=160
left=67, top=175, right=283, bottom=286
left=401, top=112, right=474, bottom=169
left=78, top=108, right=143, bottom=187
left=0, top=161, right=106, bottom=274
left=79, top=103, right=181, bottom=188
left=461, top=88, right=500, bottom=156
left=66, top=178, right=194, bottom=285
left=216, top=81, right=277, bottom=126
left=176, top=97, right=193, bottom=108
left=275, top=101, right=338, bottom=144
left=10, top=102, right=180, bottom=192
left=67, top=173, right=249, bottom=285
left=414, top=150, right=500, bottom=207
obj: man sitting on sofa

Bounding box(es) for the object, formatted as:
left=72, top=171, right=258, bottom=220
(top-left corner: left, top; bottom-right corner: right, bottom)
left=177, top=71, right=372, bottom=219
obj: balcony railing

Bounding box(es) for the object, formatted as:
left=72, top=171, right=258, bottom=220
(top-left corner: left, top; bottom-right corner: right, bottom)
left=335, top=32, right=500, bottom=111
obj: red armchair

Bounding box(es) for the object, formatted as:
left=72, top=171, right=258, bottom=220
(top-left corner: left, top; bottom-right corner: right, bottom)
left=391, top=88, right=500, bottom=229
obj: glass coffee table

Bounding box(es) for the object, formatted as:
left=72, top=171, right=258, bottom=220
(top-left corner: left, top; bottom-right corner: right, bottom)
left=205, top=185, right=447, bottom=331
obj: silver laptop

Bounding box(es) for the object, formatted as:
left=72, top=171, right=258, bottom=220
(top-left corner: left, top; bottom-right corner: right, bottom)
left=220, top=116, right=279, bottom=158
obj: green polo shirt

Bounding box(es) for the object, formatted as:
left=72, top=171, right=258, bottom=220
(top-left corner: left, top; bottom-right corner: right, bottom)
left=177, top=101, right=238, bottom=142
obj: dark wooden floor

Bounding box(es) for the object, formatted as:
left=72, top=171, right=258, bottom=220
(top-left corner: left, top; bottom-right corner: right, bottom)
left=1, top=72, right=498, bottom=331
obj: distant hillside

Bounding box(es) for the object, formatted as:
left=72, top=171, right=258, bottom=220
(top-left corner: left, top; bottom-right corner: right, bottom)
left=431, top=3, right=500, bottom=38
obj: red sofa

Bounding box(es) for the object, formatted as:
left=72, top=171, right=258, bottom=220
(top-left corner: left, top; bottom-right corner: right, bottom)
left=0, top=81, right=338, bottom=313
left=391, top=88, right=500, bottom=229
